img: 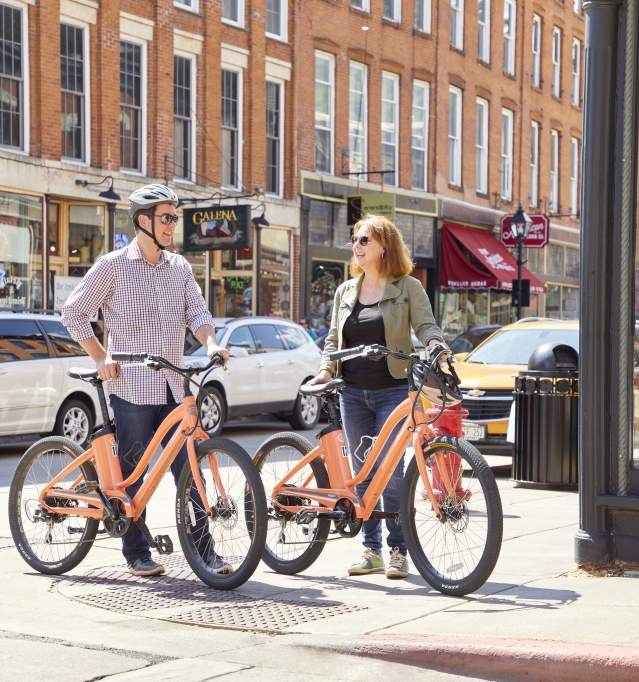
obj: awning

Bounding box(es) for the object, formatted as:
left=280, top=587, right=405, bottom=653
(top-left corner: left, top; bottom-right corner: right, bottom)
left=440, top=222, right=546, bottom=294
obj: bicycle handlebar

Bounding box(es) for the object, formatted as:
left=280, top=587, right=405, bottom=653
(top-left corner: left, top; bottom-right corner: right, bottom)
left=111, top=352, right=147, bottom=363
left=110, top=352, right=223, bottom=377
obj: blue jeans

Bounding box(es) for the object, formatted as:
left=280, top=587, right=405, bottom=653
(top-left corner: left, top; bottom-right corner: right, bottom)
left=110, top=387, right=212, bottom=564
left=339, top=385, right=408, bottom=555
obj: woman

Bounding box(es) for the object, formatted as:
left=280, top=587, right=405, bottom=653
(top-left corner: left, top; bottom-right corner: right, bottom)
left=308, top=214, right=448, bottom=579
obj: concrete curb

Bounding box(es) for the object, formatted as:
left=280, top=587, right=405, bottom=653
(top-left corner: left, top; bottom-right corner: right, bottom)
left=302, top=634, right=639, bottom=681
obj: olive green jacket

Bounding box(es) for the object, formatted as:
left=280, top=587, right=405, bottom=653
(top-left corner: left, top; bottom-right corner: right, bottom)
left=319, top=275, right=444, bottom=380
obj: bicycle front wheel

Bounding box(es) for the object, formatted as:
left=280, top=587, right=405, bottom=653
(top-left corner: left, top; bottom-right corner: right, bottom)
left=175, top=437, right=267, bottom=590
left=8, top=436, right=99, bottom=575
left=401, top=437, right=503, bottom=596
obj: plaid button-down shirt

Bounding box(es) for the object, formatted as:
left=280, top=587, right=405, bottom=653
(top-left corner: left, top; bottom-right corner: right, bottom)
left=62, top=238, right=214, bottom=405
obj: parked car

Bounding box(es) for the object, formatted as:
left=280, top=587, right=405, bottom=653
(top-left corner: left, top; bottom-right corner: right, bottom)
left=449, top=324, right=502, bottom=354
left=184, top=317, right=322, bottom=435
left=0, top=311, right=101, bottom=446
left=452, top=318, right=579, bottom=455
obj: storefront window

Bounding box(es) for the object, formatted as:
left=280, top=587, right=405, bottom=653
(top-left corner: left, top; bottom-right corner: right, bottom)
left=113, top=208, right=135, bottom=250
left=221, top=246, right=253, bottom=271
left=0, top=192, right=43, bottom=309
left=67, top=204, right=105, bottom=277
left=439, top=290, right=490, bottom=340
left=309, top=200, right=333, bottom=247
left=310, top=259, right=346, bottom=330
left=260, top=228, right=291, bottom=317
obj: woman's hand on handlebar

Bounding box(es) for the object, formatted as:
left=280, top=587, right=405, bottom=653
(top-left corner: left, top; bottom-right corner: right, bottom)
left=307, top=369, right=333, bottom=386
left=427, top=340, right=452, bottom=364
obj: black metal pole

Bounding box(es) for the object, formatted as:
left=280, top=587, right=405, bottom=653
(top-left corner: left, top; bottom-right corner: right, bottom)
left=254, top=221, right=262, bottom=316
left=106, top=202, right=116, bottom=253
left=516, top=237, right=523, bottom=321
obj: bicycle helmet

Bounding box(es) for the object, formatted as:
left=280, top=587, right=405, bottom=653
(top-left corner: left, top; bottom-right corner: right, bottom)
left=128, top=184, right=180, bottom=250
left=412, top=361, right=463, bottom=407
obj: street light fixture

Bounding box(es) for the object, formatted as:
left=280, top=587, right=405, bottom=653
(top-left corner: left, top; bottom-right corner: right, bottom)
left=511, top=206, right=532, bottom=321
left=252, top=207, right=270, bottom=316
left=75, top=176, right=122, bottom=252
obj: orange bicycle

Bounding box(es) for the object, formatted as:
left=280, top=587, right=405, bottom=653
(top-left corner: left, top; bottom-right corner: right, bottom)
left=9, top=352, right=267, bottom=590
left=254, top=344, right=503, bottom=596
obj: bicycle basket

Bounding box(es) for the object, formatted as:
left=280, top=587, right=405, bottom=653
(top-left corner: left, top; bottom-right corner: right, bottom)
left=412, top=363, right=463, bottom=407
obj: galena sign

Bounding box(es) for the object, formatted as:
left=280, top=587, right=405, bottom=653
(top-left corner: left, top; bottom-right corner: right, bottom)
left=183, top=204, right=251, bottom=251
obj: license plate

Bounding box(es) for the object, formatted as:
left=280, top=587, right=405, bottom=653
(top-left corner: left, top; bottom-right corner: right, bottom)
left=462, top=421, right=486, bottom=441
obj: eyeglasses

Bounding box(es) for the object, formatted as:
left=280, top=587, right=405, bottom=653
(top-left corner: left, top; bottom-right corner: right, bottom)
left=350, top=235, right=371, bottom=246
left=156, top=213, right=179, bottom=225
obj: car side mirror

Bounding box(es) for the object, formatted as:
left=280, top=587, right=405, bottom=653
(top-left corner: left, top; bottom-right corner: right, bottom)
left=228, top=345, right=249, bottom=358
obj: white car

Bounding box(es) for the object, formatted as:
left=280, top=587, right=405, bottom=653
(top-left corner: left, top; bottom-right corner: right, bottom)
left=0, top=311, right=101, bottom=446
left=184, top=317, right=322, bottom=434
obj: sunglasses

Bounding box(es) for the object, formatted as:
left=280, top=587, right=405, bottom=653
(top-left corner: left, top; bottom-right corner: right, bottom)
left=350, top=235, right=371, bottom=246
left=156, top=213, right=179, bottom=225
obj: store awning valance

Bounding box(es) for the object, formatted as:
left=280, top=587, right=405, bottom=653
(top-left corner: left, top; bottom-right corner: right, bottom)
left=440, top=222, right=546, bottom=294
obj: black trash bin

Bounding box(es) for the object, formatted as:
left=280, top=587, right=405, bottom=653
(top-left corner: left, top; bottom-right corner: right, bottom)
left=512, top=342, right=579, bottom=489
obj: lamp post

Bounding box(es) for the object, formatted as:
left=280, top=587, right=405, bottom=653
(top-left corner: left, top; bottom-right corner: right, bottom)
left=252, top=209, right=270, bottom=316
left=510, top=206, right=532, bottom=321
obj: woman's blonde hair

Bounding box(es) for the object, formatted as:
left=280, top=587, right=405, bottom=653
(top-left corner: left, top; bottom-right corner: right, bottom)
left=349, top=214, right=414, bottom=278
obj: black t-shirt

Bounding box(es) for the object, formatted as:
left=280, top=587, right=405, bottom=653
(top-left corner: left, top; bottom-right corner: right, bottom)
left=341, top=301, right=407, bottom=389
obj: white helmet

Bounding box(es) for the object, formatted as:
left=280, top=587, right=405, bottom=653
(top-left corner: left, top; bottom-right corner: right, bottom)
left=128, top=184, right=179, bottom=220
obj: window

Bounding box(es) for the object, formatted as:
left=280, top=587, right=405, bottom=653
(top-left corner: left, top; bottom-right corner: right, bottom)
left=174, top=54, right=195, bottom=181
left=477, top=0, right=490, bottom=63
left=0, top=320, right=49, bottom=363
left=475, top=98, right=488, bottom=194
left=412, top=80, right=429, bottom=191
left=571, top=39, right=581, bottom=106
left=61, top=23, right=88, bottom=162
left=221, top=68, right=242, bottom=188
left=450, top=0, right=464, bottom=50
left=552, top=27, right=561, bottom=98
left=352, top=0, right=370, bottom=10
left=550, top=129, right=559, bottom=213
left=531, top=14, right=541, bottom=88
left=503, top=0, right=516, bottom=76
left=315, top=51, right=334, bottom=174
left=279, top=325, right=309, bottom=350
left=570, top=137, right=579, bottom=216
left=266, top=80, right=283, bottom=195
left=120, top=41, right=145, bottom=173
left=40, top=320, right=86, bottom=357
left=381, top=71, right=399, bottom=186
left=266, top=0, right=287, bottom=40
left=448, top=86, right=462, bottom=186
left=222, top=0, right=244, bottom=26
left=251, top=324, right=285, bottom=352
left=227, top=326, right=256, bottom=354
left=414, top=0, right=431, bottom=33
left=500, top=108, right=514, bottom=201
left=530, top=121, right=539, bottom=207
left=349, top=61, right=367, bottom=174
left=174, top=0, right=198, bottom=11
left=383, top=0, right=401, bottom=23
left=0, top=2, right=27, bottom=151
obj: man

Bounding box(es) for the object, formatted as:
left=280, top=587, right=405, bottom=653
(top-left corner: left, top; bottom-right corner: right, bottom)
left=62, top=183, right=230, bottom=577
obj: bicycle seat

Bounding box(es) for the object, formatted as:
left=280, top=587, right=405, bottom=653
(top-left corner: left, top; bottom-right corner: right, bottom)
left=299, top=378, right=344, bottom=397
left=68, top=367, right=99, bottom=382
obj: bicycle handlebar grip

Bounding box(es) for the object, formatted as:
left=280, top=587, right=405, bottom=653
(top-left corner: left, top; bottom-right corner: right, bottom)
left=111, top=352, right=146, bottom=362
left=328, top=345, right=365, bottom=361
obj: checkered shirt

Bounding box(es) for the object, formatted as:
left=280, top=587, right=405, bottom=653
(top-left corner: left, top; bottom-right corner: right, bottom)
left=62, top=238, right=214, bottom=405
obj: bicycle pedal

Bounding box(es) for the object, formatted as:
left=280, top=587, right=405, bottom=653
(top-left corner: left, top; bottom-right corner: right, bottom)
left=154, top=534, right=173, bottom=555
left=74, top=481, right=98, bottom=494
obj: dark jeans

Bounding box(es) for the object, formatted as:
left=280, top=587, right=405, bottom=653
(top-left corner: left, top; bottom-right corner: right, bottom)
left=110, top=386, right=213, bottom=564
left=339, top=385, right=407, bottom=555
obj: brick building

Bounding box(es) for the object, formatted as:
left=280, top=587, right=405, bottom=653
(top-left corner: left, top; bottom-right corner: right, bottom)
left=0, top=0, right=583, bottom=338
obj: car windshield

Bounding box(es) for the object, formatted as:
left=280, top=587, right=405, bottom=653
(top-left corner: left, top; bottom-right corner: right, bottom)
left=467, top=328, right=579, bottom=365
left=184, top=328, right=226, bottom=356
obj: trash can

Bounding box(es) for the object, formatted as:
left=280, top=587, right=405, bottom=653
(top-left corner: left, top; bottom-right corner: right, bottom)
left=512, top=343, right=579, bottom=489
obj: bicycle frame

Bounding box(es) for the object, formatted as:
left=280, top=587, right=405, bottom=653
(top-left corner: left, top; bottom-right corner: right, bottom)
left=36, top=394, right=220, bottom=522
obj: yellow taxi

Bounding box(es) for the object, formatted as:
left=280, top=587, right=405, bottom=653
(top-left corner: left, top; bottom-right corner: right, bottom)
left=452, top=318, right=579, bottom=454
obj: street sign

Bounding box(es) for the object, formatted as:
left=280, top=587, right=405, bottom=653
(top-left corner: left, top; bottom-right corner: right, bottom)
left=500, top=214, right=549, bottom=248
left=511, top=278, right=531, bottom=308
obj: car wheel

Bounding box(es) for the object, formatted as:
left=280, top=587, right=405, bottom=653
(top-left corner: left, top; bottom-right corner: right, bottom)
left=288, top=391, right=320, bottom=430
left=199, top=385, right=226, bottom=435
left=54, top=399, right=94, bottom=447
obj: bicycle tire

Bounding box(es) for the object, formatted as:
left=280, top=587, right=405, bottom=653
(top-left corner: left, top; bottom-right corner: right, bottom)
left=9, top=436, right=99, bottom=575
left=254, top=432, right=331, bottom=574
left=175, top=436, right=267, bottom=590
left=401, top=436, right=503, bottom=596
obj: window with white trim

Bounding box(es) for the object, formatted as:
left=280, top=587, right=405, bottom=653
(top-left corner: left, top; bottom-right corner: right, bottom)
left=475, top=98, right=488, bottom=194
left=503, top=0, right=516, bottom=76
left=174, top=0, right=198, bottom=12
left=448, top=86, right=462, bottom=186
left=61, top=22, right=89, bottom=162
left=450, top=0, right=464, bottom=50
left=383, top=0, right=401, bottom=22
left=0, top=2, right=27, bottom=151
left=531, top=14, right=541, bottom=88
left=351, top=0, right=370, bottom=11
left=530, top=121, right=539, bottom=208
left=349, top=61, right=367, bottom=174
left=315, top=51, right=334, bottom=174
left=500, top=108, right=514, bottom=201
left=571, top=38, right=581, bottom=106
left=477, top=0, right=490, bottom=63
left=266, top=0, right=287, bottom=41
left=550, top=129, right=560, bottom=213
left=266, top=80, right=283, bottom=195
left=412, top=80, right=429, bottom=191
left=552, top=27, right=561, bottom=98
left=570, top=137, right=579, bottom=215
left=381, top=71, right=399, bottom=186
left=414, top=0, right=431, bottom=34
left=222, top=0, right=244, bottom=27
left=174, top=54, right=195, bottom=181
left=221, top=67, right=242, bottom=188
left=120, top=41, right=145, bottom=173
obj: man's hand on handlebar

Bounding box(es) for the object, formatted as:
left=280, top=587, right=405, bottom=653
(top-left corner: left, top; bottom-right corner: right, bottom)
left=96, top=355, right=121, bottom=382
left=207, top=343, right=230, bottom=368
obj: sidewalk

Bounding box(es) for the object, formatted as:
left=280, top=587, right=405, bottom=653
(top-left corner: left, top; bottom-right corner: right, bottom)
left=1, top=467, right=638, bottom=681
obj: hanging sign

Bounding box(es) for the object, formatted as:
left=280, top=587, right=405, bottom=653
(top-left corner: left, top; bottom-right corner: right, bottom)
left=183, top=205, right=251, bottom=251
left=500, top=214, right=549, bottom=248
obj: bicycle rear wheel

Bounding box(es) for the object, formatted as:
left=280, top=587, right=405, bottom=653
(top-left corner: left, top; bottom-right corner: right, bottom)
left=175, top=437, right=267, bottom=589
left=254, top=432, right=331, bottom=574
left=8, top=436, right=99, bottom=575
left=401, top=437, right=503, bottom=596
